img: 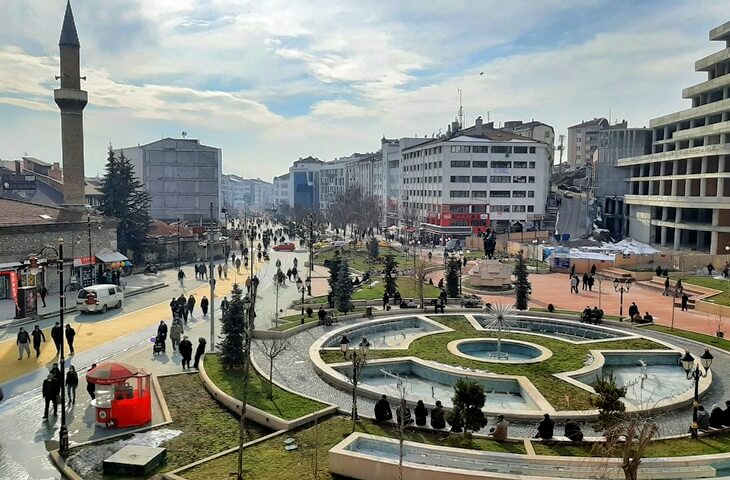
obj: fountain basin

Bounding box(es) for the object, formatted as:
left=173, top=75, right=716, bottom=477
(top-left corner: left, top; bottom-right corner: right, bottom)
left=321, top=315, right=451, bottom=350
left=470, top=315, right=637, bottom=344
left=448, top=338, right=552, bottom=364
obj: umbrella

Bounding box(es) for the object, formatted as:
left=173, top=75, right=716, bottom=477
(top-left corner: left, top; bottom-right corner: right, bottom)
left=86, top=362, right=140, bottom=385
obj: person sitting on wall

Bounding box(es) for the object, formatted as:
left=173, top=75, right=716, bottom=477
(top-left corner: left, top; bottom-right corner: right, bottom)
left=547, top=303, right=555, bottom=313
left=534, top=413, right=554, bottom=441
left=592, top=306, right=604, bottom=324
left=564, top=419, right=584, bottom=442
left=489, top=415, right=509, bottom=441
left=374, top=394, right=393, bottom=422
left=642, top=311, right=654, bottom=323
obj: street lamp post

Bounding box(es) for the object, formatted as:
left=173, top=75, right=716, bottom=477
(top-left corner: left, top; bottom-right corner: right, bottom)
left=681, top=349, right=713, bottom=440
left=208, top=202, right=216, bottom=352
left=340, top=336, right=370, bottom=433
left=613, top=278, right=632, bottom=317
left=177, top=218, right=181, bottom=268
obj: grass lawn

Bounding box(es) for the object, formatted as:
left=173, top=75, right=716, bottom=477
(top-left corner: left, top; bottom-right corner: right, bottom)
left=681, top=276, right=730, bottom=306
left=319, top=315, right=663, bottom=410
left=351, top=279, right=442, bottom=301
left=182, top=416, right=525, bottom=480
left=646, top=325, right=730, bottom=351
left=532, top=431, right=730, bottom=458
left=315, top=246, right=433, bottom=273
left=205, top=354, right=328, bottom=420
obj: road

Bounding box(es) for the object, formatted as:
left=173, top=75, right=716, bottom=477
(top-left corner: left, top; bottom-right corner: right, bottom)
left=0, top=246, right=310, bottom=480
left=556, top=192, right=588, bottom=239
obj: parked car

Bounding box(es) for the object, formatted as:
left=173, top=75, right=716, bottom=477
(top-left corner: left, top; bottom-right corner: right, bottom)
left=557, top=183, right=569, bottom=190
left=332, top=240, right=347, bottom=247
left=273, top=242, right=296, bottom=251
left=563, top=192, right=574, bottom=199
left=76, top=285, right=124, bottom=314
left=568, top=186, right=581, bottom=193
left=444, top=239, right=464, bottom=253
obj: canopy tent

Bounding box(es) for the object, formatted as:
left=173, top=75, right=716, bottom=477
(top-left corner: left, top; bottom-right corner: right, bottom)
left=95, top=249, right=129, bottom=263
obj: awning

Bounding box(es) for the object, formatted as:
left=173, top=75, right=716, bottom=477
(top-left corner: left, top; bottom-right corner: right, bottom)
left=0, top=262, right=22, bottom=271
left=96, top=250, right=128, bottom=263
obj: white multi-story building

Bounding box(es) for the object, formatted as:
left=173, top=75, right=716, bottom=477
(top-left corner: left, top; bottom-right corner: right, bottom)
left=399, top=117, right=551, bottom=239
left=618, top=21, right=730, bottom=254
left=567, top=118, right=609, bottom=167
left=221, top=174, right=272, bottom=214
left=501, top=120, right=555, bottom=164
left=273, top=173, right=290, bottom=209
left=381, top=136, right=430, bottom=226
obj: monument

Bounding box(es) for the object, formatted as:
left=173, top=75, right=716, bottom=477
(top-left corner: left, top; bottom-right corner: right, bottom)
left=468, top=259, right=512, bottom=288
left=54, top=1, right=88, bottom=208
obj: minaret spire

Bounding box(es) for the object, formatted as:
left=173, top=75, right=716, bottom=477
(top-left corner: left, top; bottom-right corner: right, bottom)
left=59, top=1, right=80, bottom=47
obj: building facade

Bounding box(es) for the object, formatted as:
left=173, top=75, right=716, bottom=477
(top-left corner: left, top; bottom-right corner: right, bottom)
left=115, top=138, right=222, bottom=223
left=567, top=117, right=609, bottom=167
left=399, top=118, right=551, bottom=238
left=273, top=173, right=290, bottom=209
left=221, top=175, right=272, bottom=214
left=618, top=21, right=730, bottom=253
left=501, top=120, right=555, bottom=164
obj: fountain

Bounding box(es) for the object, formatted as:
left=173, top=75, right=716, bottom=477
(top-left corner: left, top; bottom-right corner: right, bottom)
left=480, top=304, right=517, bottom=360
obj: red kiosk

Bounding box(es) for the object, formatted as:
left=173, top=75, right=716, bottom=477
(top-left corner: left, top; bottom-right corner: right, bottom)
left=87, top=362, right=152, bottom=429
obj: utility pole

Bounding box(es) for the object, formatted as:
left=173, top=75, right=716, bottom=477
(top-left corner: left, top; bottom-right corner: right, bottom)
left=87, top=214, right=93, bottom=285
left=208, top=202, right=216, bottom=352
left=177, top=218, right=181, bottom=268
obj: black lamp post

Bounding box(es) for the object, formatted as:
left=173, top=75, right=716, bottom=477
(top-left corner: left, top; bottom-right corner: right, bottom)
left=613, top=278, right=632, bottom=317
left=682, top=349, right=713, bottom=439
left=340, top=336, right=370, bottom=432
left=177, top=217, right=181, bottom=268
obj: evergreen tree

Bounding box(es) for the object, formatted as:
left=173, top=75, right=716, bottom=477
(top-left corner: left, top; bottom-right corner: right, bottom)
left=218, top=283, right=247, bottom=369
left=335, top=260, right=353, bottom=313
left=446, top=378, right=487, bottom=438
left=445, top=257, right=460, bottom=297
left=327, top=250, right=343, bottom=293
left=591, top=373, right=627, bottom=432
left=383, top=255, right=398, bottom=295
left=513, top=252, right=531, bottom=310
left=100, top=148, right=151, bottom=262
left=367, top=236, right=379, bottom=260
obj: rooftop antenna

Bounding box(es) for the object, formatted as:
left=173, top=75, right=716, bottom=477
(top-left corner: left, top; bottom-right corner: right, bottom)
left=487, top=111, right=491, bottom=123
left=457, top=88, right=464, bottom=128
left=181, top=131, right=188, bottom=139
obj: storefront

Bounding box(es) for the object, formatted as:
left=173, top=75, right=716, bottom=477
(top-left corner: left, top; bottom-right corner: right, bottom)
left=95, top=249, right=132, bottom=283
left=0, top=262, right=21, bottom=302
left=73, top=256, right=96, bottom=287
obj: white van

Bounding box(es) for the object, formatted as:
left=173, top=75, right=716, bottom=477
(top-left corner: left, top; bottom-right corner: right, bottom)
left=76, top=285, right=124, bottom=313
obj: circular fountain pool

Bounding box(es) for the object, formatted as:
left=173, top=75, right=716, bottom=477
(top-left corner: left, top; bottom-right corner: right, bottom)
left=448, top=338, right=552, bottom=364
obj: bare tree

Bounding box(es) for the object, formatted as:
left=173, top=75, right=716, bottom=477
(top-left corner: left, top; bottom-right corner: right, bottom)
left=413, top=257, right=427, bottom=309
left=258, top=338, right=289, bottom=399
left=308, top=415, right=320, bottom=479
left=396, top=378, right=409, bottom=480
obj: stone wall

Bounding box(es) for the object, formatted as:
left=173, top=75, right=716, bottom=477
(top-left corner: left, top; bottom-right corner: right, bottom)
left=0, top=223, right=118, bottom=263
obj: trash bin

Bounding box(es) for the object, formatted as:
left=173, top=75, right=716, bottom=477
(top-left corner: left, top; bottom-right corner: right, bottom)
left=365, top=306, right=373, bottom=318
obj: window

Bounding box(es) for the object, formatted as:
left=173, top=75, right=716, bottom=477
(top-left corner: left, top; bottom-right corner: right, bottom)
left=472, top=161, right=488, bottom=168
left=450, top=145, right=471, bottom=153
left=514, top=146, right=528, bottom=154
left=451, top=161, right=471, bottom=168
left=472, top=205, right=487, bottom=213
left=471, top=190, right=487, bottom=198
left=544, top=131, right=551, bottom=139
left=513, top=205, right=526, bottom=212
left=513, top=161, right=528, bottom=168
left=528, top=191, right=535, bottom=198
left=490, top=191, right=511, bottom=198
left=513, top=176, right=527, bottom=183
left=471, top=176, right=488, bottom=183
left=528, top=176, right=535, bottom=183
left=491, top=161, right=511, bottom=168
left=492, top=146, right=510, bottom=154
left=490, top=175, right=511, bottom=183
left=450, top=205, right=470, bottom=213
left=472, top=146, right=489, bottom=153
left=450, top=190, right=470, bottom=198
left=512, top=190, right=526, bottom=198
left=576, top=128, right=582, bottom=133
left=450, top=175, right=470, bottom=183
left=435, top=146, right=442, bottom=154
left=528, top=205, right=535, bottom=212
left=529, top=161, right=536, bottom=168
left=491, top=205, right=510, bottom=213
left=529, top=147, right=536, bottom=153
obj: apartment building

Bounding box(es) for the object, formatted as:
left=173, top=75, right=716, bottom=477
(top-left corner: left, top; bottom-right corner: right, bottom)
left=502, top=120, right=555, bottom=164
left=273, top=173, right=290, bottom=209
left=567, top=117, right=609, bottom=167
left=221, top=175, right=273, bottom=214
left=399, top=117, right=551, bottom=239
left=618, top=21, right=730, bottom=253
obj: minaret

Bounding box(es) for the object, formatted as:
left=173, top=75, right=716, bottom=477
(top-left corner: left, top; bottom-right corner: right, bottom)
left=54, top=1, right=88, bottom=208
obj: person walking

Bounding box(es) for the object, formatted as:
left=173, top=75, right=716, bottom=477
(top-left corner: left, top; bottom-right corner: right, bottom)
left=236, top=258, right=241, bottom=273
left=50, top=322, right=63, bottom=356
left=31, top=325, right=46, bottom=358
left=66, top=365, right=78, bottom=405
left=170, top=320, right=183, bottom=351
left=663, top=277, right=671, bottom=296
left=42, top=373, right=60, bottom=419
left=65, top=324, right=76, bottom=355
left=39, top=285, right=48, bottom=308
left=177, top=268, right=186, bottom=287
left=570, top=275, right=579, bottom=294
left=221, top=296, right=230, bottom=318
left=16, top=327, right=31, bottom=360
left=157, top=320, right=168, bottom=342
left=681, top=293, right=689, bottom=311
left=201, top=296, right=209, bottom=316
left=628, top=302, right=639, bottom=318
left=179, top=336, right=193, bottom=369
left=86, top=363, right=97, bottom=400
left=581, top=273, right=589, bottom=291
left=223, top=263, right=229, bottom=280
left=217, top=264, right=223, bottom=279
left=170, top=297, right=178, bottom=318
left=178, top=293, right=188, bottom=324
left=193, top=337, right=207, bottom=369
left=187, top=295, right=196, bottom=321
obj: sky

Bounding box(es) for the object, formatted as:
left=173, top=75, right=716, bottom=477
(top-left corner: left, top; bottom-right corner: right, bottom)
left=0, top=0, right=726, bottom=181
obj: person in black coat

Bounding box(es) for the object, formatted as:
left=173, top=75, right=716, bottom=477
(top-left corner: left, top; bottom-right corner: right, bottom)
left=414, top=400, right=428, bottom=426
left=31, top=325, right=46, bottom=358
left=50, top=322, right=63, bottom=356
left=723, top=400, right=730, bottom=426
left=66, top=365, right=79, bottom=405
left=374, top=395, right=393, bottom=422
left=628, top=302, right=639, bottom=318
left=179, top=336, right=193, bottom=370
left=535, top=413, right=554, bottom=440
left=65, top=324, right=76, bottom=355
left=430, top=401, right=446, bottom=429
left=169, top=297, right=178, bottom=318
left=564, top=419, right=584, bottom=442
left=187, top=295, right=196, bottom=320
left=42, top=373, right=60, bottom=419
left=710, top=404, right=725, bottom=429
left=200, top=296, right=209, bottom=316
left=193, top=337, right=207, bottom=369
left=157, top=321, right=168, bottom=342
left=86, top=363, right=97, bottom=399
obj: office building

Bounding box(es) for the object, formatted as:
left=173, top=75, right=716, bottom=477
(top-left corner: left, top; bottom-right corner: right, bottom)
left=618, top=21, right=730, bottom=253
left=273, top=173, right=290, bottom=209
left=567, top=117, right=609, bottom=167
left=221, top=175, right=273, bottom=214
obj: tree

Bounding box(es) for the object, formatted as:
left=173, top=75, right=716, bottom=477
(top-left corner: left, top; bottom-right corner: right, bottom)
left=335, top=260, right=353, bottom=313
left=100, top=148, right=151, bottom=262
left=446, top=378, right=487, bottom=438
left=413, top=260, right=427, bottom=309
left=591, top=373, right=627, bottom=433
left=218, top=283, right=246, bottom=369
left=384, top=255, right=398, bottom=295
left=513, top=251, right=531, bottom=310
left=445, top=257, right=460, bottom=297
left=367, top=236, right=379, bottom=262
left=258, top=338, right=289, bottom=399
left=327, top=250, right=343, bottom=293
left=602, top=415, right=659, bottom=480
